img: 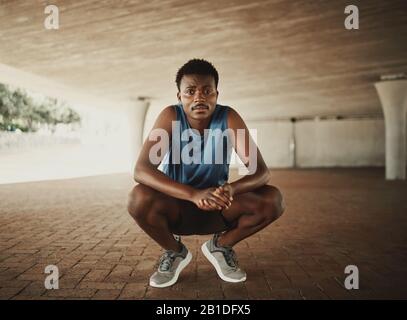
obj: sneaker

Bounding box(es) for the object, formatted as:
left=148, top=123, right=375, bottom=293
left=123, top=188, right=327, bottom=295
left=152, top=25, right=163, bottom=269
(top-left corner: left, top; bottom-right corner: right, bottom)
left=201, top=234, right=246, bottom=283
left=149, top=240, right=192, bottom=288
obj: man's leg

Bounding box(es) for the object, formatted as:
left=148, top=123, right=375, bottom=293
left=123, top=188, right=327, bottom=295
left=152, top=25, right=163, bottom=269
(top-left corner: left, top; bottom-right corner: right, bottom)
left=127, top=184, right=193, bottom=288
left=200, top=184, right=285, bottom=283
left=127, top=184, right=182, bottom=252
left=217, top=184, right=285, bottom=247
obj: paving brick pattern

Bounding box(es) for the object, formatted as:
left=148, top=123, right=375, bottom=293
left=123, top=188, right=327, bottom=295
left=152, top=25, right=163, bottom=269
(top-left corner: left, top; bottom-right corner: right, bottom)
left=1, top=169, right=406, bottom=300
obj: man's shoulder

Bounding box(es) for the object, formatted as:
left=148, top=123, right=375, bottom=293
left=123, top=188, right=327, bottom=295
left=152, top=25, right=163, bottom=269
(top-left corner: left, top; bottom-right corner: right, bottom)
left=223, top=105, right=240, bottom=119
left=152, top=105, right=177, bottom=132
left=158, top=105, right=177, bottom=120
left=224, top=105, right=246, bottom=128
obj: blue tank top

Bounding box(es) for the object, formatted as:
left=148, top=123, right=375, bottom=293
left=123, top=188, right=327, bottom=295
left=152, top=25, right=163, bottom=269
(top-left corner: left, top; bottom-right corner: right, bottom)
left=161, top=103, right=232, bottom=189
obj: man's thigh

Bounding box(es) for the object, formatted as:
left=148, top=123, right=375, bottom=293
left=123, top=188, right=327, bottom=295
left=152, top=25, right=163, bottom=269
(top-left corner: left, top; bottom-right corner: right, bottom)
left=130, top=184, right=181, bottom=225
left=130, top=184, right=230, bottom=235
left=220, top=184, right=279, bottom=222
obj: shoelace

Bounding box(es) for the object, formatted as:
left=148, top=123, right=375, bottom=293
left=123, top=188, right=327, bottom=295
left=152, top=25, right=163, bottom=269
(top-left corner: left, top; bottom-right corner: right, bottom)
left=223, top=247, right=238, bottom=270
left=214, top=234, right=238, bottom=270
left=158, top=251, right=175, bottom=272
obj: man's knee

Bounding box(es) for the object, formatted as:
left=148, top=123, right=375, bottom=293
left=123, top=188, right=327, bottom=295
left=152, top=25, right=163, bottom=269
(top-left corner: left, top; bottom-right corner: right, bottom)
left=257, top=185, right=285, bottom=223
left=127, top=184, right=156, bottom=221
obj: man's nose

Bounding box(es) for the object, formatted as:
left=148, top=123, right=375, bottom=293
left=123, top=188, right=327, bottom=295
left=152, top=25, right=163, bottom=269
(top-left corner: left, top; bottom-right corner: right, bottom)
left=194, top=90, right=205, bottom=101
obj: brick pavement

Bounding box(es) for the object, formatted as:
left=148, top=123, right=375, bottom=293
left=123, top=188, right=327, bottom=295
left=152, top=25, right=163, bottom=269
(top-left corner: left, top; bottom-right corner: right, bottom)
left=1, top=168, right=407, bottom=300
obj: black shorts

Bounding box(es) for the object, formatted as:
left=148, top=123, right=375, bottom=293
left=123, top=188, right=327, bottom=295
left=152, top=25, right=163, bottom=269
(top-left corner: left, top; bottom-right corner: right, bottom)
left=169, top=200, right=236, bottom=236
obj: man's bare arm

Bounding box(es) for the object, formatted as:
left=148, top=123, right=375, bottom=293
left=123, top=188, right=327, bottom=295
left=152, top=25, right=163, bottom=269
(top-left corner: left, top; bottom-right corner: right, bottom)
left=227, top=108, right=271, bottom=195
left=133, top=106, right=196, bottom=201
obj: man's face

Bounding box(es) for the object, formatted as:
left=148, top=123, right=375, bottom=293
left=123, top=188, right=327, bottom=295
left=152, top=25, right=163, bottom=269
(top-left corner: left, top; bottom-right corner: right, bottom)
left=177, top=74, right=218, bottom=120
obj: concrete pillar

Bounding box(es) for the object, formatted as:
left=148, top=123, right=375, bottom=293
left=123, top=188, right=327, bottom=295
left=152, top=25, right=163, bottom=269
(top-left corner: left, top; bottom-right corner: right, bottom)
left=127, top=98, right=150, bottom=173
left=374, top=80, right=407, bottom=180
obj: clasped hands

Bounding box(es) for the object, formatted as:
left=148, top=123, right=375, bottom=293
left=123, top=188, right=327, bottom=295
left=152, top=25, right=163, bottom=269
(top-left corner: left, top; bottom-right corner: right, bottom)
left=192, top=183, right=234, bottom=211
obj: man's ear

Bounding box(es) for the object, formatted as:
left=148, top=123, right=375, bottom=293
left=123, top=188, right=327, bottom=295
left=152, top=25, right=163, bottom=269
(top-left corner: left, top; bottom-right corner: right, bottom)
left=216, top=90, right=219, bottom=97
left=177, top=92, right=181, bottom=101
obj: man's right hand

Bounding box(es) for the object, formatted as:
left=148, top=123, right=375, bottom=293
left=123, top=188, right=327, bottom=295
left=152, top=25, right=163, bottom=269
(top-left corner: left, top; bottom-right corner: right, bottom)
left=192, top=188, right=232, bottom=211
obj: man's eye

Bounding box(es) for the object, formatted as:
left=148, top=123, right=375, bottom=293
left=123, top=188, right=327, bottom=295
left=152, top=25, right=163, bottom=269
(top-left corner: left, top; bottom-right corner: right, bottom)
left=186, top=90, right=194, bottom=95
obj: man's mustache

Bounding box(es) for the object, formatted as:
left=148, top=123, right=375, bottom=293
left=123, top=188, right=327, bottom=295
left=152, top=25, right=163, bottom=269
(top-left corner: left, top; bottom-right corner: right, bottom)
left=192, top=103, right=209, bottom=110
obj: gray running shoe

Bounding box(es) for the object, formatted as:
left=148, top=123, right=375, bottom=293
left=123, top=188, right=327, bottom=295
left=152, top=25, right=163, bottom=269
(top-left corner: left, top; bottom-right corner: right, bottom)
left=201, top=234, right=246, bottom=282
left=149, top=241, right=192, bottom=288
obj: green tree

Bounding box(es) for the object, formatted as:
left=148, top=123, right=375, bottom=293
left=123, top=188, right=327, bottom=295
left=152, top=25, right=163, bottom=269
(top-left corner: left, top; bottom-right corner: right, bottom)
left=0, top=83, right=81, bottom=132
left=0, top=83, right=19, bottom=124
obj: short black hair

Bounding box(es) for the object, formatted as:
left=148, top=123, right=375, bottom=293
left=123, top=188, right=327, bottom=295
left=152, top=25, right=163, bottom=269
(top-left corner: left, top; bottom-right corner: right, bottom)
left=175, top=58, right=219, bottom=91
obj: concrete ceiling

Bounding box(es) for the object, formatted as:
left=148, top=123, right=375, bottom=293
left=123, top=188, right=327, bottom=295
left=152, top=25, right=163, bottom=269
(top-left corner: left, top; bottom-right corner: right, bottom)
left=0, top=0, right=406, bottom=120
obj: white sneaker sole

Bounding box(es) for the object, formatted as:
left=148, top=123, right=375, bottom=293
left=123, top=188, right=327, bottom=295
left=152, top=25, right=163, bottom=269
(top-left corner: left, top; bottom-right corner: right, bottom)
left=201, top=241, right=246, bottom=283
left=149, top=250, right=192, bottom=288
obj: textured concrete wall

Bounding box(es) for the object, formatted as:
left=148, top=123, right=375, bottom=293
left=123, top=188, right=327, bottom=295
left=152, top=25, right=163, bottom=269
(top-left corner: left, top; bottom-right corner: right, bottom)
left=246, top=120, right=294, bottom=168
left=251, top=118, right=385, bottom=168
left=295, top=119, right=385, bottom=167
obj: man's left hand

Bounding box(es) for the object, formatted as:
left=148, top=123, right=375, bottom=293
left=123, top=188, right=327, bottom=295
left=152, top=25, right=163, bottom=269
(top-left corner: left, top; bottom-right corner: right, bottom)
left=215, top=183, right=234, bottom=199
left=211, top=183, right=234, bottom=210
